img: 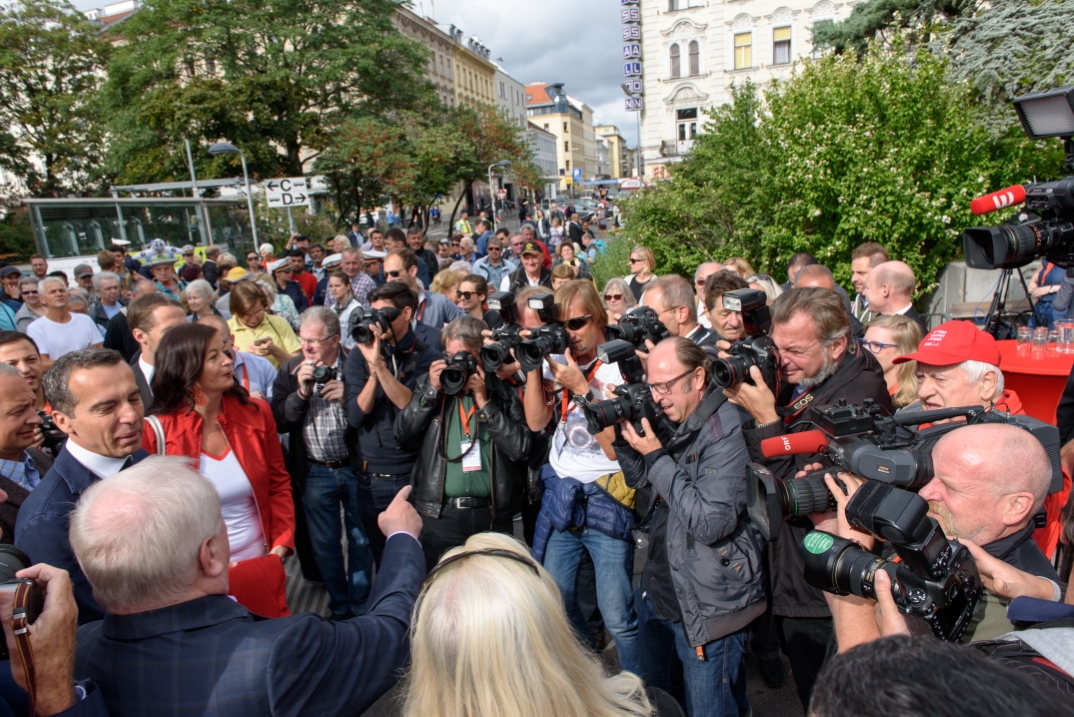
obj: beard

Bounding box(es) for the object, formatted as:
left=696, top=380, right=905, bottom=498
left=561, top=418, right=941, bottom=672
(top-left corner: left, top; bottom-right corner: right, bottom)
left=796, top=351, right=838, bottom=389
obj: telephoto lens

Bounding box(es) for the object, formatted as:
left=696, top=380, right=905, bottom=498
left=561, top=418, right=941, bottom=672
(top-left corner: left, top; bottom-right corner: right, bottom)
left=799, top=530, right=898, bottom=601
left=746, top=463, right=843, bottom=541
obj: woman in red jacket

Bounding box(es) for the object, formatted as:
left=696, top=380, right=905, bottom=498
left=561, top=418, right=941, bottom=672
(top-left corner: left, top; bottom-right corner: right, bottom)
left=143, top=322, right=295, bottom=616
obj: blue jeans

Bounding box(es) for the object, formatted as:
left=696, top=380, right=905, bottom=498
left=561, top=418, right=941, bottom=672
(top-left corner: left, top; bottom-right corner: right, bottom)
left=636, top=585, right=750, bottom=717
left=304, top=463, right=374, bottom=616
left=357, top=471, right=411, bottom=567
left=543, top=526, right=639, bottom=675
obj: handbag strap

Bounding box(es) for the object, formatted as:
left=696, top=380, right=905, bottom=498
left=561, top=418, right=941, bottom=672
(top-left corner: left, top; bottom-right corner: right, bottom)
left=145, top=416, right=165, bottom=455
left=12, top=580, right=38, bottom=716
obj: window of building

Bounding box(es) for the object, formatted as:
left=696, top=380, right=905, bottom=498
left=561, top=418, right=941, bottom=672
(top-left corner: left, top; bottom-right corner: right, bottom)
left=773, top=27, right=791, bottom=65
left=734, top=32, right=752, bottom=69
left=668, top=0, right=679, bottom=9
left=206, top=58, right=216, bottom=75
left=670, top=43, right=681, bottom=79
left=688, top=40, right=699, bottom=75
left=499, top=81, right=505, bottom=98
left=565, top=141, right=570, bottom=153
left=677, top=108, right=698, bottom=142
left=544, top=123, right=549, bottom=130
left=564, top=122, right=569, bottom=132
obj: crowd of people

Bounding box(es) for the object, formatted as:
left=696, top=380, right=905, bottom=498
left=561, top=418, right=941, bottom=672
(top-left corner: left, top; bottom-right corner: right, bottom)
left=0, top=224, right=1072, bottom=717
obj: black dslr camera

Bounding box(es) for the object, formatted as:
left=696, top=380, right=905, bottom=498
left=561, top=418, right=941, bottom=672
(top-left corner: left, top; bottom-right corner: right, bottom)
left=37, top=410, right=66, bottom=457
left=441, top=352, right=478, bottom=396
left=0, top=545, right=42, bottom=661
left=581, top=340, right=662, bottom=437
left=480, top=291, right=522, bottom=372
left=516, top=293, right=569, bottom=373
left=311, top=365, right=336, bottom=384
left=352, top=306, right=401, bottom=345
left=799, top=482, right=982, bottom=642
left=711, top=289, right=780, bottom=393
left=606, top=306, right=669, bottom=351
left=745, top=401, right=1063, bottom=541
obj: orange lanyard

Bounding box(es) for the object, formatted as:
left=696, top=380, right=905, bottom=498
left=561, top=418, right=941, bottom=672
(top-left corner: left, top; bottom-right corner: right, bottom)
left=240, top=364, right=250, bottom=392
left=561, top=360, right=603, bottom=421
left=458, top=397, right=477, bottom=439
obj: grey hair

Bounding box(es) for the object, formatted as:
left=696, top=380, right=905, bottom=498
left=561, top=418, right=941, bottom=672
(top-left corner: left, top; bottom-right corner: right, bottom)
left=0, top=363, right=20, bottom=378
left=68, top=294, right=88, bottom=309
left=300, top=306, right=341, bottom=338
left=184, top=279, right=214, bottom=301
left=459, top=237, right=475, bottom=250
left=69, top=455, right=224, bottom=613
left=43, top=348, right=125, bottom=416
left=92, top=271, right=120, bottom=291
left=18, top=276, right=39, bottom=290
left=646, top=275, right=696, bottom=323
left=960, top=359, right=1004, bottom=399
left=440, top=315, right=488, bottom=353
left=601, top=277, right=637, bottom=309
left=254, top=279, right=277, bottom=301
left=39, top=276, right=66, bottom=294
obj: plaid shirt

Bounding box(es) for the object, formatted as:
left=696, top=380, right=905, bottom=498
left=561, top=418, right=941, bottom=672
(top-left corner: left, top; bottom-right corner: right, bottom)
left=303, top=353, right=349, bottom=463
left=325, top=271, right=376, bottom=311
left=0, top=451, right=40, bottom=491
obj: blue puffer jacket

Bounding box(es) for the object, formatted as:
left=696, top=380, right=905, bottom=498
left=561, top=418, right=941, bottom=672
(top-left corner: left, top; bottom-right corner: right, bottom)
left=532, top=464, right=637, bottom=562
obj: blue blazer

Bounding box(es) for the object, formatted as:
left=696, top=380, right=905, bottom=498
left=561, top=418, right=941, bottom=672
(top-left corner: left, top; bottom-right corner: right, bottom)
left=75, top=533, right=425, bottom=717
left=15, top=447, right=148, bottom=624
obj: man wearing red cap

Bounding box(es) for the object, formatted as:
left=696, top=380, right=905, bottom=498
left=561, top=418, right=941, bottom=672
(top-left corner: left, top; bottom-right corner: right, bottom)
left=895, top=320, right=1070, bottom=559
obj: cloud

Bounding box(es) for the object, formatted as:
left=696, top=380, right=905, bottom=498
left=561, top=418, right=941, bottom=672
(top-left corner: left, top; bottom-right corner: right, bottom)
left=425, top=0, right=638, bottom=144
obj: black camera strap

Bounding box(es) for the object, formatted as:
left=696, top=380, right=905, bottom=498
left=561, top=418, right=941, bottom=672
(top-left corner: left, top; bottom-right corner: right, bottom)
left=12, top=580, right=37, bottom=716
left=776, top=354, right=860, bottom=423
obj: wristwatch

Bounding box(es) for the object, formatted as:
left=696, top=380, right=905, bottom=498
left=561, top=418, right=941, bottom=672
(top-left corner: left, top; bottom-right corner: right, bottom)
left=572, top=390, right=595, bottom=408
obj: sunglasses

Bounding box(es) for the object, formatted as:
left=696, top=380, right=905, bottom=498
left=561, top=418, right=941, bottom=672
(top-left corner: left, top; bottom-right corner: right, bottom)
left=457, top=291, right=476, bottom=300
left=603, top=293, right=624, bottom=302
left=565, top=314, right=592, bottom=331
left=247, top=257, right=259, bottom=262
left=628, top=258, right=643, bottom=264
left=488, top=246, right=502, bottom=251
left=386, top=269, right=404, bottom=278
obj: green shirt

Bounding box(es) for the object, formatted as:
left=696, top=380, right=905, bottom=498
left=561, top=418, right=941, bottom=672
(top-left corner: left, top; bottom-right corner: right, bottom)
left=443, top=395, right=492, bottom=499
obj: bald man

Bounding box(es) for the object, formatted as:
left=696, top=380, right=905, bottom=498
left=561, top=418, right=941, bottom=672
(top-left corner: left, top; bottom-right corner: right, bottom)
left=914, top=423, right=1058, bottom=641
left=861, top=261, right=925, bottom=333
left=794, top=265, right=865, bottom=339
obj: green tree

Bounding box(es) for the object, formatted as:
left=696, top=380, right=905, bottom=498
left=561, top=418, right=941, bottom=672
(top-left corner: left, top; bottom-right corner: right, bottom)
left=100, top=0, right=431, bottom=185
left=622, top=42, right=1060, bottom=294
left=0, top=0, right=110, bottom=196
left=811, top=0, right=972, bottom=55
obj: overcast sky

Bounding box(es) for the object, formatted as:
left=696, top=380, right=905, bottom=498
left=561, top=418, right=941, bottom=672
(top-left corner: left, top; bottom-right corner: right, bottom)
left=70, top=0, right=636, bottom=145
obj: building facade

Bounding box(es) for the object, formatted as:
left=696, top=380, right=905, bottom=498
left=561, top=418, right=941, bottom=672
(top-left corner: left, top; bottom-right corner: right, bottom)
left=595, top=125, right=631, bottom=179
left=445, top=27, right=497, bottom=109
left=525, top=83, right=597, bottom=192
left=494, top=66, right=529, bottom=131
left=394, top=7, right=457, bottom=108
left=526, top=122, right=560, bottom=200
left=636, top=0, right=853, bottom=180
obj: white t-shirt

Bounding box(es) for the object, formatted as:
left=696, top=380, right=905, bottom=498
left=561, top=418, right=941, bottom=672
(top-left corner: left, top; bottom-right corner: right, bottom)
left=199, top=449, right=265, bottom=562
left=543, top=355, right=625, bottom=483
left=26, top=313, right=102, bottom=360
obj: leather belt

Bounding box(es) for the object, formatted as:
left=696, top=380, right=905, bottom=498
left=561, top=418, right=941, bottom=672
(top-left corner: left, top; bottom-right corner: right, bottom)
left=309, top=458, right=348, bottom=469
left=367, top=471, right=409, bottom=480
left=445, top=496, right=492, bottom=509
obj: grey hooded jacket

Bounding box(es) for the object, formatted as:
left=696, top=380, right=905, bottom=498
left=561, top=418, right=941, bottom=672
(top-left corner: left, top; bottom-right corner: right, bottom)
left=615, top=388, right=767, bottom=648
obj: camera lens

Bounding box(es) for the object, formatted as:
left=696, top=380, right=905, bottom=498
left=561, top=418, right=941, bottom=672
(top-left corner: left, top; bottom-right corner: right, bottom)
left=712, top=355, right=751, bottom=387
left=582, top=397, right=628, bottom=435
left=0, top=545, right=31, bottom=584
left=442, top=368, right=466, bottom=395
left=516, top=338, right=549, bottom=373
left=784, top=472, right=837, bottom=516
left=480, top=343, right=508, bottom=372
left=353, top=323, right=374, bottom=345
left=800, top=531, right=895, bottom=600
left=963, top=222, right=1050, bottom=270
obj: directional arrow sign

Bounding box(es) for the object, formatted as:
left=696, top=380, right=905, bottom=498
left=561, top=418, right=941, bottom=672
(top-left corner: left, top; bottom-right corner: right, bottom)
left=263, top=176, right=315, bottom=208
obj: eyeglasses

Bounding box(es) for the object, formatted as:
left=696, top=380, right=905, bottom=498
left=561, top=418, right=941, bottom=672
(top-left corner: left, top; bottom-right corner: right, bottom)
left=386, top=269, right=404, bottom=278
left=488, top=246, right=502, bottom=251
left=648, top=369, right=693, bottom=395
left=604, top=293, right=624, bottom=302
left=565, top=314, right=592, bottom=331
left=457, top=291, right=476, bottom=300
left=422, top=548, right=540, bottom=589
left=246, top=257, right=259, bottom=263
left=857, top=338, right=899, bottom=354
left=628, top=258, right=643, bottom=264
left=21, top=290, right=38, bottom=295
left=299, top=336, right=332, bottom=346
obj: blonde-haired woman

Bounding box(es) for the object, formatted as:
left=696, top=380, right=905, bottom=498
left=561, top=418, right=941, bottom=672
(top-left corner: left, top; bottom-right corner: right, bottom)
left=403, top=533, right=653, bottom=717
left=723, top=256, right=755, bottom=279
left=863, top=314, right=923, bottom=408
left=627, top=246, right=657, bottom=301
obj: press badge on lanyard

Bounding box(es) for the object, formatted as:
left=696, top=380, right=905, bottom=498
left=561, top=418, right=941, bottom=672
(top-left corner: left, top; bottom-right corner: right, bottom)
left=458, top=400, right=482, bottom=472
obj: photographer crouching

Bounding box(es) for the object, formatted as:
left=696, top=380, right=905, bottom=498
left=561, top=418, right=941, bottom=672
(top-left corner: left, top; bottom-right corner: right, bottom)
left=613, top=337, right=764, bottom=717
left=393, top=316, right=530, bottom=571
left=719, top=286, right=891, bottom=706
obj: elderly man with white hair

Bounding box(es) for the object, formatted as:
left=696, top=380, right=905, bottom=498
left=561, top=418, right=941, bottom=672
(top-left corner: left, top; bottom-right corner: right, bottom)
left=860, top=260, right=925, bottom=333
left=895, top=320, right=1070, bottom=561
left=72, top=455, right=425, bottom=716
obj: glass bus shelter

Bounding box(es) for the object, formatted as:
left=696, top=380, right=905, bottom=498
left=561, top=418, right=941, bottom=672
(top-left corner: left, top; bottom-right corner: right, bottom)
left=24, top=197, right=256, bottom=260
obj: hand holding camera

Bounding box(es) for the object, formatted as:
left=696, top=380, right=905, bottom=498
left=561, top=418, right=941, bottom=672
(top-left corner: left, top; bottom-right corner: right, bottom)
left=620, top=416, right=663, bottom=455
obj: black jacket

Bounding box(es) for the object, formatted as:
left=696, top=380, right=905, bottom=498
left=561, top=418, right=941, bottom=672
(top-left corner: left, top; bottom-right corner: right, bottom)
left=272, top=350, right=360, bottom=486
left=130, top=352, right=152, bottom=411
left=103, top=311, right=140, bottom=363
left=393, top=375, right=530, bottom=519
left=742, top=345, right=892, bottom=618
left=202, top=259, right=218, bottom=289
left=506, top=265, right=553, bottom=294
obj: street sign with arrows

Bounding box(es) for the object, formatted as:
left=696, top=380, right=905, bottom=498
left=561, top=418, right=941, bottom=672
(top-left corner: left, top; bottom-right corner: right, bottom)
left=263, top=176, right=327, bottom=208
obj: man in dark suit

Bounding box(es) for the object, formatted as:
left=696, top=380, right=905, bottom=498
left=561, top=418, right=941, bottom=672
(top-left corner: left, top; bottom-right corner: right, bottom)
left=861, top=260, right=927, bottom=334
left=201, top=245, right=220, bottom=289
left=127, top=294, right=186, bottom=409
left=103, top=279, right=159, bottom=363
left=15, top=349, right=148, bottom=624
left=72, top=456, right=425, bottom=717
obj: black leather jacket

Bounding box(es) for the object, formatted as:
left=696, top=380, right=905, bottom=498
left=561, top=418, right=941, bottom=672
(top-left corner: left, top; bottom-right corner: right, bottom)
left=394, top=375, right=531, bottom=519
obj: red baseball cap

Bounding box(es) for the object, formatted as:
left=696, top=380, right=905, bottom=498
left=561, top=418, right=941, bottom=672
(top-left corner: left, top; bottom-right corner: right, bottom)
left=893, top=320, right=1000, bottom=367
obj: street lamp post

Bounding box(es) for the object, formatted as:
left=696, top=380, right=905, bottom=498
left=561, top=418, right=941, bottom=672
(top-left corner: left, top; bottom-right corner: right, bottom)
left=209, top=141, right=259, bottom=247
left=487, top=160, right=512, bottom=229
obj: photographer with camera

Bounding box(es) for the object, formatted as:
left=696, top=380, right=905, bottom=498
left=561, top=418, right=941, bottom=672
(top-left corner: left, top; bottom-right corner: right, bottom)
left=393, top=316, right=530, bottom=571
left=720, top=287, right=891, bottom=706
left=641, top=275, right=715, bottom=347
left=522, top=280, right=641, bottom=674
left=272, top=307, right=373, bottom=621
left=345, top=281, right=440, bottom=566
left=613, top=338, right=762, bottom=717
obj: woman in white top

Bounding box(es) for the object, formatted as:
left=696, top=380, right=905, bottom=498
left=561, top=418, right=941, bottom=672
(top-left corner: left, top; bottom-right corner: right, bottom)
left=328, top=270, right=360, bottom=349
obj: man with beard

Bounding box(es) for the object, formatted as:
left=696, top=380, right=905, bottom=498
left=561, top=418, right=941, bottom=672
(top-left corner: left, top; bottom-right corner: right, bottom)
left=720, top=287, right=891, bottom=708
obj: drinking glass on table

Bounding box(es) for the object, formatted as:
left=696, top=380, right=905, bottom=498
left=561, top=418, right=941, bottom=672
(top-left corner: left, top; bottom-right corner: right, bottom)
left=1057, top=320, right=1074, bottom=354
left=1032, top=326, right=1048, bottom=359
left=1016, top=325, right=1032, bottom=356
left=1048, top=329, right=1061, bottom=357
